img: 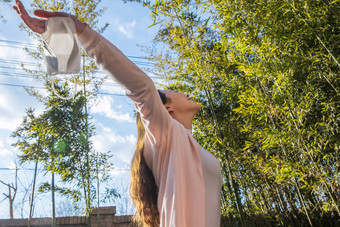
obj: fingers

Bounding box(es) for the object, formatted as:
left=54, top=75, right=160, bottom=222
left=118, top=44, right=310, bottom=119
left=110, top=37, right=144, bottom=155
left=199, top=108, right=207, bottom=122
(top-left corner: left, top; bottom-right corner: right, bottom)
left=34, top=10, right=69, bottom=19
left=13, top=6, right=20, bottom=15
left=13, top=0, right=31, bottom=24
left=13, top=0, right=46, bottom=34
left=14, top=1, right=68, bottom=19
left=14, top=0, right=29, bottom=18
left=34, top=10, right=86, bottom=35
left=13, top=0, right=84, bottom=35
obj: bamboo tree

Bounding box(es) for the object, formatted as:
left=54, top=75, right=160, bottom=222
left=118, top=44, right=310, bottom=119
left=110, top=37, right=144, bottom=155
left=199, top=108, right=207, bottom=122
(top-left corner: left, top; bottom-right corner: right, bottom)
left=28, top=159, right=38, bottom=227
left=128, top=0, right=339, bottom=226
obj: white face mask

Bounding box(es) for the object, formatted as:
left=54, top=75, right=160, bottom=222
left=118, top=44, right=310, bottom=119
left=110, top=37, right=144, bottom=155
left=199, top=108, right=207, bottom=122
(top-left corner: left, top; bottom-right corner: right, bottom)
left=41, top=17, right=80, bottom=100
left=42, top=17, right=80, bottom=74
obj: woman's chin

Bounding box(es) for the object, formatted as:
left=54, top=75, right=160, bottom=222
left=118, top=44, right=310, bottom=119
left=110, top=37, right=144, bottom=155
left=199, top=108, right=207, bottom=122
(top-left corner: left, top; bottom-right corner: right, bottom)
left=194, top=103, right=202, bottom=114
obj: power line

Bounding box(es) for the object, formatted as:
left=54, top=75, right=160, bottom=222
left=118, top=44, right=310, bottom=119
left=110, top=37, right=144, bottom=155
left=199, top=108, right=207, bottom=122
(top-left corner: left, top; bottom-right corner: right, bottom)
left=0, top=65, right=27, bottom=71
left=0, top=70, right=159, bottom=82
left=0, top=69, right=134, bottom=88
left=0, top=82, right=126, bottom=96
left=0, top=59, right=39, bottom=67
left=0, top=39, right=162, bottom=95
left=0, top=39, right=155, bottom=67
left=0, top=167, right=130, bottom=172
left=0, top=82, right=42, bottom=89
left=0, top=39, right=36, bottom=48
left=0, top=71, right=32, bottom=79
left=0, top=39, right=150, bottom=59
left=0, top=71, right=123, bottom=87
left=0, top=40, right=158, bottom=81
left=0, top=55, right=154, bottom=67
left=0, top=67, right=161, bottom=88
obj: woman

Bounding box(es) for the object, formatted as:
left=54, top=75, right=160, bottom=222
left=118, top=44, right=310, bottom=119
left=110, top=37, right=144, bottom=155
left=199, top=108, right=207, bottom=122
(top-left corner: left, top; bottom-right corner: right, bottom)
left=13, top=1, right=223, bottom=226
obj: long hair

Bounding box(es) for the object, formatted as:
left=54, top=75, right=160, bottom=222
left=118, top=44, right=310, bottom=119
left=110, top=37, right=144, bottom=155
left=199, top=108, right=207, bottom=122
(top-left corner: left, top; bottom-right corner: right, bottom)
left=130, top=90, right=167, bottom=227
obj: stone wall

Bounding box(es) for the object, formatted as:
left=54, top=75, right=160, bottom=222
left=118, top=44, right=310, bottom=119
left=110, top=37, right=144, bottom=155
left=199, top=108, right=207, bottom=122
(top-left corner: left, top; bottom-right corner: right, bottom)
left=0, top=206, right=133, bottom=227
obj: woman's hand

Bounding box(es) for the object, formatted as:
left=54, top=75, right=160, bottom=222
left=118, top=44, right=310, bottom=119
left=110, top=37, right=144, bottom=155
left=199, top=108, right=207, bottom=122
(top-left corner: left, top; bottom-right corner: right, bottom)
left=13, top=0, right=86, bottom=35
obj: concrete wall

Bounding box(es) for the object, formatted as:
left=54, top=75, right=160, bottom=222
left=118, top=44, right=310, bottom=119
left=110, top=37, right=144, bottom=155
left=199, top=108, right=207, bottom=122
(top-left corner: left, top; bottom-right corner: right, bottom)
left=0, top=206, right=134, bottom=227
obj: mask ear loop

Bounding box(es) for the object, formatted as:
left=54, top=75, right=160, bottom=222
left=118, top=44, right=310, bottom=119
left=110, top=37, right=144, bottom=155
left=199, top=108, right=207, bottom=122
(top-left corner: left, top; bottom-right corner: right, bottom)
left=51, top=74, right=77, bottom=100
left=50, top=16, right=78, bottom=100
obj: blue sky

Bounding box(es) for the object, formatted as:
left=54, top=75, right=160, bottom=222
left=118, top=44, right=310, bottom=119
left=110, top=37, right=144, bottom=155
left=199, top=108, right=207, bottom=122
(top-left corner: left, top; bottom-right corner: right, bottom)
left=0, top=0, right=159, bottom=218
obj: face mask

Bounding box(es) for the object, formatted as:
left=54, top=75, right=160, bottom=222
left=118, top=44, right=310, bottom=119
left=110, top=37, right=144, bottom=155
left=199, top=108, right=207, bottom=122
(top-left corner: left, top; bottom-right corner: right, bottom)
left=41, top=17, right=80, bottom=99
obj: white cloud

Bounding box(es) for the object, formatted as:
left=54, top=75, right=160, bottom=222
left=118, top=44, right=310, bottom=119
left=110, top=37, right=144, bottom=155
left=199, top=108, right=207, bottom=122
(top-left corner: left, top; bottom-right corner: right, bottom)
left=0, top=95, right=9, bottom=111
left=90, top=96, right=133, bottom=122
left=97, top=80, right=125, bottom=95
left=0, top=31, right=44, bottom=131
left=0, top=148, right=13, bottom=157
left=0, top=87, right=41, bottom=131
left=0, top=92, right=24, bottom=131
left=0, top=142, right=13, bottom=157
left=92, top=122, right=136, bottom=169
left=0, top=35, right=38, bottom=64
left=0, top=141, right=16, bottom=166
left=115, top=19, right=136, bottom=39
left=8, top=160, right=17, bottom=168
left=6, top=137, right=15, bottom=145
left=0, top=45, right=30, bottom=65
left=93, top=123, right=136, bottom=149
left=0, top=117, right=22, bottom=131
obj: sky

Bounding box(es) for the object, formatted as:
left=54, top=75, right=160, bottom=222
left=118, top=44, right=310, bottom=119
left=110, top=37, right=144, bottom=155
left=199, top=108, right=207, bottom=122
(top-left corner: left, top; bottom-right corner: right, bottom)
left=0, top=0, right=159, bottom=218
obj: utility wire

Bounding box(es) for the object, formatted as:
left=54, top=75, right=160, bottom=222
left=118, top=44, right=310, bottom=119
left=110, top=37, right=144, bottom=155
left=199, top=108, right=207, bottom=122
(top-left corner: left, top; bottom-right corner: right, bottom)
left=0, top=82, right=126, bottom=96
left=0, top=56, right=154, bottom=67
left=0, top=167, right=130, bottom=172
left=0, top=39, right=36, bottom=48
left=0, top=59, right=39, bottom=66
left=0, top=39, right=161, bottom=95
left=0, top=38, right=151, bottom=60
left=0, top=82, right=42, bottom=89
left=0, top=39, right=155, bottom=66
left=0, top=71, right=123, bottom=87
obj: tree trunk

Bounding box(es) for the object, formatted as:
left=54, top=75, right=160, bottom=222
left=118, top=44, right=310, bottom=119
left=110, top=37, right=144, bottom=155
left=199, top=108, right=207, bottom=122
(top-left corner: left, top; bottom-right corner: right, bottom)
left=224, top=150, right=246, bottom=227
left=0, top=171, right=17, bottom=219
left=83, top=55, right=91, bottom=227
left=9, top=185, right=13, bottom=219
left=28, top=159, right=39, bottom=227
left=52, top=171, right=56, bottom=227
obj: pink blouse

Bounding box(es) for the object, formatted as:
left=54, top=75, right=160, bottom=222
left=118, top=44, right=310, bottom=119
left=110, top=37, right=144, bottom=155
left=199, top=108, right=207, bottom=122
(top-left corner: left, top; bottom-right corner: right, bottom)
left=78, top=25, right=222, bottom=227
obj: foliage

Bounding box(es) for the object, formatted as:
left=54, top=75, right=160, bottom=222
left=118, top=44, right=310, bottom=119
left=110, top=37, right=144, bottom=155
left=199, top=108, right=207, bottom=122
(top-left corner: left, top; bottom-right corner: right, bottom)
left=127, top=0, right=339, bottom=226
left=12, top=89, right=116, bottom=215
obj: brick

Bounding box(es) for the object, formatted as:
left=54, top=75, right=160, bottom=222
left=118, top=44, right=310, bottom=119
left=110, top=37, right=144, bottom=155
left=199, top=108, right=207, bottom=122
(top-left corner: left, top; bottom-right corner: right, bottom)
left=0, top=208, right=133, bottom=227
left=91, top=206, right=116, bottom=216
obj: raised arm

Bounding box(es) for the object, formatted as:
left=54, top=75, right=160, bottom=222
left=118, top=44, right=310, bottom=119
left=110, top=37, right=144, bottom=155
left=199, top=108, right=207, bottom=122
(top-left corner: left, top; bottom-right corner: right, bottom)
left=78, top=25, right=171, bottom=145
left=13, top=0, right=171, bottom=144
